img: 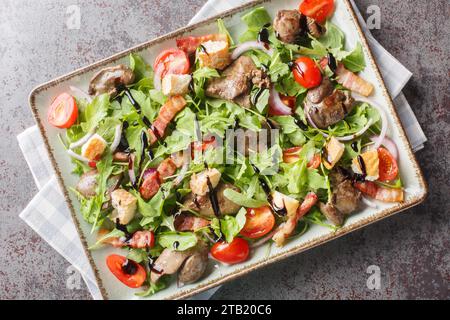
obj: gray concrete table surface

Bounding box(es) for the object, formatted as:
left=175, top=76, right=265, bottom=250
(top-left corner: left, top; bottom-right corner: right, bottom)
left=0, top=0, right=448, bottom=300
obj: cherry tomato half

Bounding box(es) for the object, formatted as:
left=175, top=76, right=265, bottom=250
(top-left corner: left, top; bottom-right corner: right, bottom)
left=240, top=206, right=276, bottom=239
left=106, top=254, right=146, bottom=288
left=153, top=48, right=190, bottom=78
left=377, top=147, right=399, bottom=182
left=354, top=181, right=404, bottom=203
left=292, top=57, right=322, bottom=89
left=210, top=238, right=250, bottom=265
left=299, top=0, right=335, bottom=24
left=47, top=93, right=78, bottom=128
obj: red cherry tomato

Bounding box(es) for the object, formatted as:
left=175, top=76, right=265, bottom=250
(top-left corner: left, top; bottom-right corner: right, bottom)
left=106, top=254, right=146, bottom=288
left=354, top=181, right=404, bottom=203
left=47, top=93, right=78, bottom=128
left=240, top=206, right=275, bottom=239
left=153, top=48, right=190, bottom=78
left=378, top=148, right=399, bottom=182
left=210, top=238, right=250, bottom=265
left=292, top=57, right=322, bottom=89
left=283, top=146, right=321, bottom=169
left=299, top=0, right=335, bottom=24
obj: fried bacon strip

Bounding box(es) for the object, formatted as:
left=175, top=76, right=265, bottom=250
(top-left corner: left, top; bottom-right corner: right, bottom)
left=272, top=192, right=318, bottom=247
left=148, top=96, right=187, bottom=145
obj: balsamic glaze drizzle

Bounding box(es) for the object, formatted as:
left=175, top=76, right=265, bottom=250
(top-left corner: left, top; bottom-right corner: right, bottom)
left=121, top=259, right=138, bottom=275
left=257, top=24, right=271, bottom=49
left=251, top=164, right=287, bottom=216
left=251, top=87, right=265, bottom=106
left=357, top=155, right=367, bottom=180
left=115, top=218, right=133, bottom=242
left=327, top=53, right=338, bottom=73
left=206, top=176, right=221, bottom=217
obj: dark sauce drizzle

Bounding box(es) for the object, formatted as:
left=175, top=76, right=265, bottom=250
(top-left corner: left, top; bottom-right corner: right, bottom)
left=206, top=176, right=221, bottom=217
left=115, top=218, right=133, bottom=242
left=294, top=116, right=308, bottom=130
left=327, top=53, right=338, bottom=73
left=199, top=44, right=209, bottom=55
left=251, top=164, right=287, bottom=216
left=351, top=141, right=358, bottom=152
left=121, top=259, right=138, bottom=275
left=257, top=24, right=271, bottom=49
left=173, top=241, right=180, bottom=250
left=357, top=155, right=367, bottom=180
left=251, top=87, right=265, bottom=106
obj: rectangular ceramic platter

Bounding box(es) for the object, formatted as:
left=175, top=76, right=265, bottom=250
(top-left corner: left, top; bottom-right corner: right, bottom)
left=29, top=0, right=427, bottom=300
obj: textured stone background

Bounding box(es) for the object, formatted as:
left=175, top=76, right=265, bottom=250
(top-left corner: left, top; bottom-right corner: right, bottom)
left=0, top=0, right=448, bottom=300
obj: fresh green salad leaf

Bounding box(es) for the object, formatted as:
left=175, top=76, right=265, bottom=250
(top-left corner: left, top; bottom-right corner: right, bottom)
left=223, top=188, right=268, bottom=208
left=342, top=42, right=366, bottom=72
left=157, top=231, right=198, bottom=251
left=219, top=208, right=247, bottom=243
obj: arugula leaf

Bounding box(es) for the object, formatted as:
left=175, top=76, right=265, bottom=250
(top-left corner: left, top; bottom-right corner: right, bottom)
left=219, top=208, right=247, bottom=243
left=130, top=53, right=152, bottom=81
left=81, top=94, right=110, bottom=133
left=157, top=231, right=198, bottom=251
left=136, top=279, right=167, bottom=297
left=239, top=7, right=272, bottom=42
left=88, top=228, right=124, bottom=250
left=223, top=188, right=268, bottom=208
left=342, top=42, right=366, bottom=72
left=217, top=18, right=235, bottom=46
left=251, top=87, right=270, bottom=114
left=319, top=21, right=345, bottom=50
left=241, top=7, right=271, bottom=30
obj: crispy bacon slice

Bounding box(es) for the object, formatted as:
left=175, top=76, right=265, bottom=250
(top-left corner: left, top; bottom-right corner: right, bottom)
left=98, top=229, right=154, bottom=249
left=174, top=213, right=211, bottom=232
left=272, top=192, right=318, bottom=246
left=148, top=96, right=187, bottom=145
left=335, top=63, right=374, bottom=97
left=176, top=34, right=228, bottom=55
left=140, top=171, right=160, bottom=200
left=157, top=158, right=178, bottom=180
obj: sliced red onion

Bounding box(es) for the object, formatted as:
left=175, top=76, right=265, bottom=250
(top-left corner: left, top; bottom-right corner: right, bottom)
left=69, top=129, right=95, bottom=150
left=370, top=135, right=398, bottom=160
left=362, top=196, right=378, bottom=209
left=269, top=86, right=292, bottom=115
left=69, top=86, right=92, bottom=103
left=231, top=41, right=273, bottom=60
left=67, top=149, right=90, bottom=162
left=109, top=124, right=122, bottom=152
left=174, top=162, right=189, bottom=186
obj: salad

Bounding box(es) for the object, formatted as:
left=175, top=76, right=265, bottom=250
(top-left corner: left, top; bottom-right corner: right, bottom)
left=48, top=0, right=404, bottom=296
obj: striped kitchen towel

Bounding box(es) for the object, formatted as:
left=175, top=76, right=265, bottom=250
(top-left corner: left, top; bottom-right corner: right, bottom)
left=17, top=0, right=427, bottom=300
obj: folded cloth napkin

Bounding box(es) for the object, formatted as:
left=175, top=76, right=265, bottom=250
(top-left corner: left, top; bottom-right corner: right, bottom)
left=18, top=0, right=427, bottom=300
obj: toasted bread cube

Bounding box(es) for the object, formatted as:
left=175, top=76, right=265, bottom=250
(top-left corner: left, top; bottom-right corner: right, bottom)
left=351, top=149, right=379, bottom=181
left=110, top=189, right=137, bottom=225
left=162, top=74, right=192, bottom=96
left=81, top=134, right=107, bottom=161
left=271, top=191, right=300, bottom=219
left=323, top=137, right=345, bottom=170
left=190, top=168, right=221, bottom=196
left=197, top=40, right=231, bottom=70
